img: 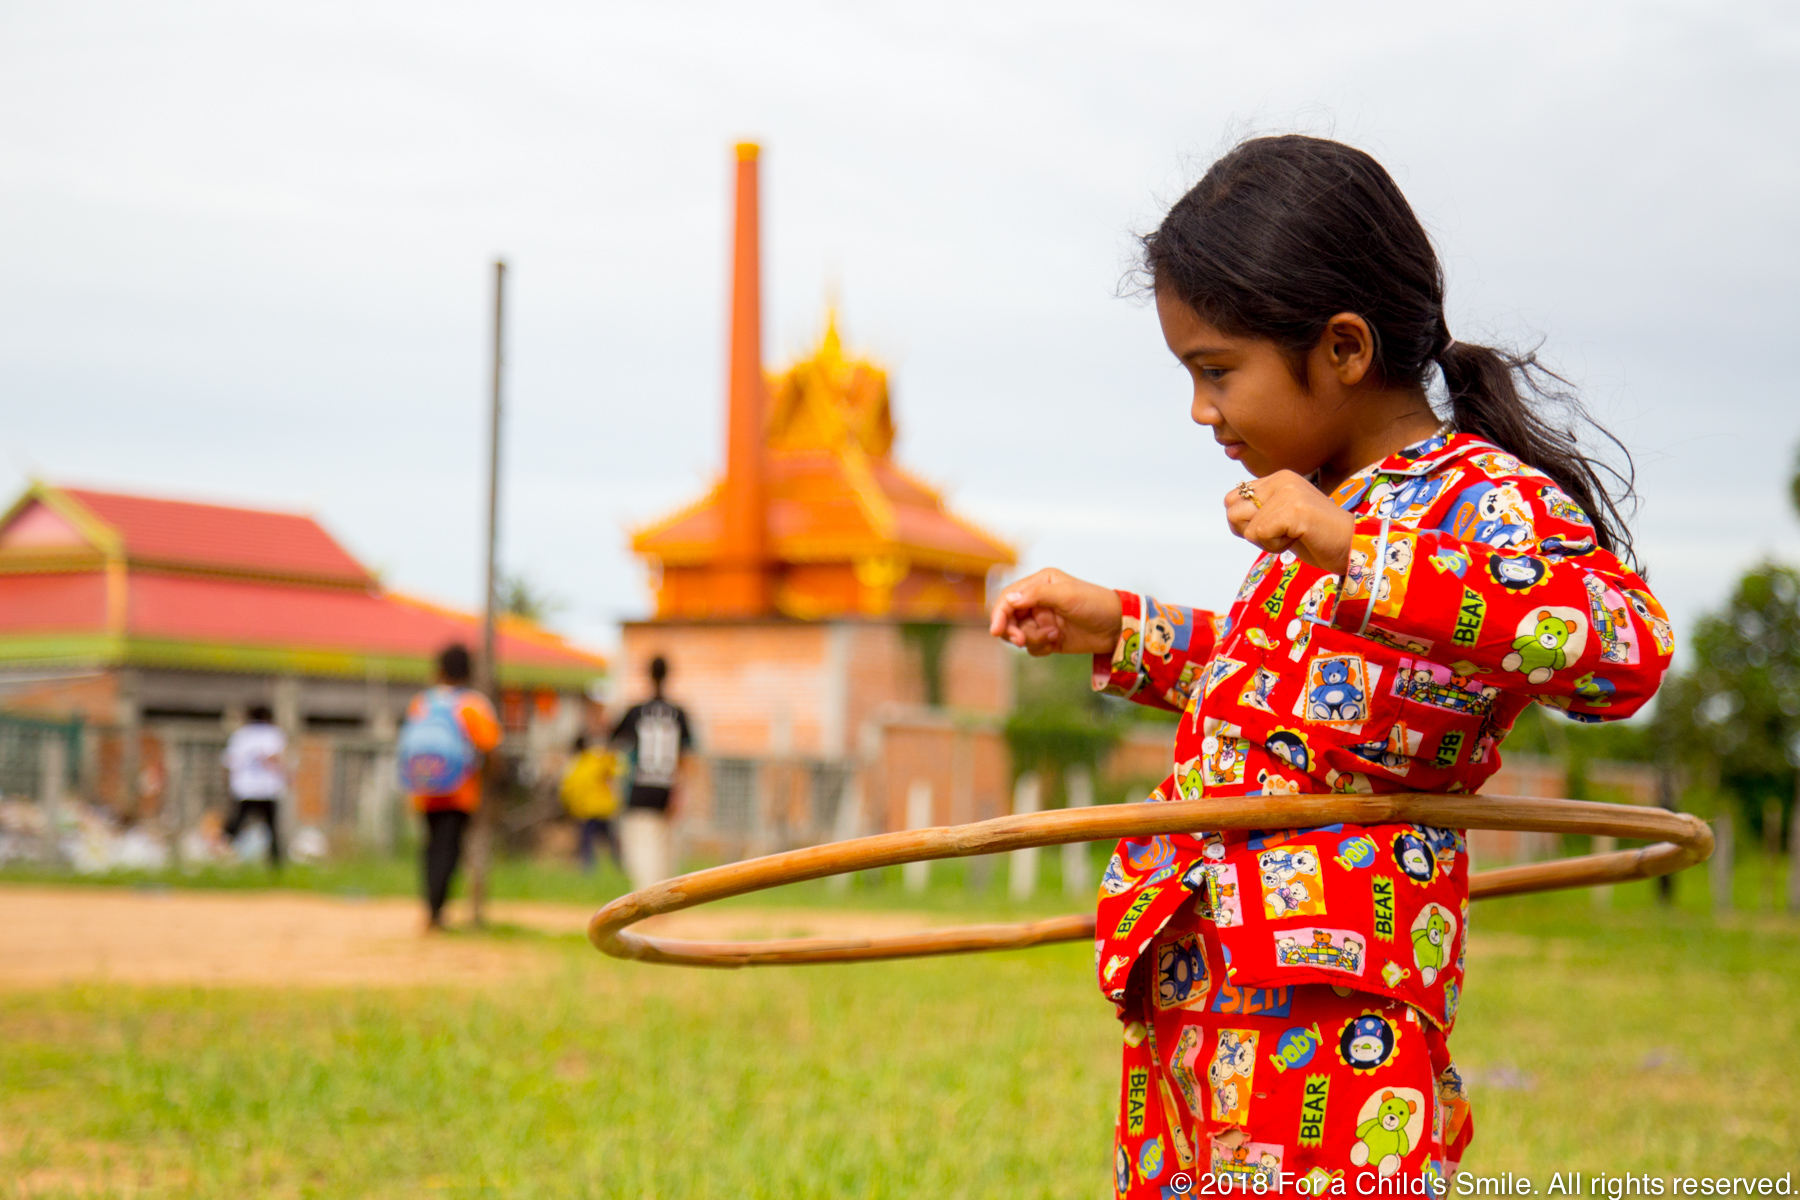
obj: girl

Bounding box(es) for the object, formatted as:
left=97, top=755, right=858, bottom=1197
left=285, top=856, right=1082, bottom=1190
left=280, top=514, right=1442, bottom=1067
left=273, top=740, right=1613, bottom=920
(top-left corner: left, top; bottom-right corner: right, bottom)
left=990, top=136, right=1671, bottom=1195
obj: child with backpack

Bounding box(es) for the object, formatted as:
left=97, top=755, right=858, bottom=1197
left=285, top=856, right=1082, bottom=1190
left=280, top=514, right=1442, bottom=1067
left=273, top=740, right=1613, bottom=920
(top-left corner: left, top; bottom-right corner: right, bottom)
left=398, top=643, right=501, bottom=931
left=989, top=136, right=1673, bottom=1193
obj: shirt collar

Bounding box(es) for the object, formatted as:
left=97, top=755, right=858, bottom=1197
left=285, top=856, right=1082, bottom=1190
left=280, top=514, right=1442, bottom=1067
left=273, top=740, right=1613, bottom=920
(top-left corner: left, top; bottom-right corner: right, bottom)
left=1325, top=430, right=1498, bottom=509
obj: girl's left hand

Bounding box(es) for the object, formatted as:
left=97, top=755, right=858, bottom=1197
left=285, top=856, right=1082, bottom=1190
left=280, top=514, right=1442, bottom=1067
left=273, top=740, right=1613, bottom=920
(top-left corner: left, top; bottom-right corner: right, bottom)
left=1224, top=471, right=1356, bottom=575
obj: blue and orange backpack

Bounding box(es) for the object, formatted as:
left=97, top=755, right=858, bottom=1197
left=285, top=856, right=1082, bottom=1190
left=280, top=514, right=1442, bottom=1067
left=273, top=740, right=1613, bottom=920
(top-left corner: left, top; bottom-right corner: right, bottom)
left=396, top=688, right=479, bottom=795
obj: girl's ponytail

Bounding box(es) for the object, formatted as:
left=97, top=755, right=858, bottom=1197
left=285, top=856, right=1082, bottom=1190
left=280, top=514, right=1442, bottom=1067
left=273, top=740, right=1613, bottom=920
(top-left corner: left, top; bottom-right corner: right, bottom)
left=1435, top=338, right=1637, bottom=566
left=1143, top=134, right=1641, bottom=571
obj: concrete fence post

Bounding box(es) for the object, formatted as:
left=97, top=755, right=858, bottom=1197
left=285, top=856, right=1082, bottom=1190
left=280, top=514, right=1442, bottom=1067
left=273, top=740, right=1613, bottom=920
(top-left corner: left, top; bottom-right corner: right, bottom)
left=1709, top=814, right=1735, bottom=914
left=1787, top=794, right=1799, bottom=914
left=1062, top=765, right=1095, bottom=898
left=1009, top=772, right=1041, bottom=900
left=117, top=670, right=142, bottom=817
left=367, top=676, right=398, bottom=857
left=826, top=772, right=863, bottom=894
left=746, top=760, right=774, bottom=861
left=903, top=780, right=933, bottom=894
left=273, top=675, right=300, bottom=850
left=1591, top=834, right=1617, bottom=910
left=359, top=751, right=397, bottom=855
left=165, top=737, right=190, bottom=870
left=39, top=731, right=67, bottom=833
left=1655, top=763, right=1679, bottom=905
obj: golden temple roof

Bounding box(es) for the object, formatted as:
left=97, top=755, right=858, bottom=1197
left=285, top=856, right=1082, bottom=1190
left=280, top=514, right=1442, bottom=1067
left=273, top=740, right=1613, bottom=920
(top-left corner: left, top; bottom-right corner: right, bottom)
left=632, top=310, right=1015, bottom=621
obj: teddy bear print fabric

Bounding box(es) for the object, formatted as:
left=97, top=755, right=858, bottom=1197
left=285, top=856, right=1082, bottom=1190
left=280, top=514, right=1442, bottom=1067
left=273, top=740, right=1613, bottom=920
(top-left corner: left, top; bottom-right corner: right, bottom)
left=1113, top=903, right=1474, bottom=1198
left=1091, top=431, right=1668, bottom=1192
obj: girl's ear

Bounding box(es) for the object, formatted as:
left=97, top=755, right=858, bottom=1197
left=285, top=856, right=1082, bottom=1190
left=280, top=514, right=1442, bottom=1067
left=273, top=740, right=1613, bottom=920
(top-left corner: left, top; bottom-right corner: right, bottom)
left=1318, top=312, right=1376, bottom=386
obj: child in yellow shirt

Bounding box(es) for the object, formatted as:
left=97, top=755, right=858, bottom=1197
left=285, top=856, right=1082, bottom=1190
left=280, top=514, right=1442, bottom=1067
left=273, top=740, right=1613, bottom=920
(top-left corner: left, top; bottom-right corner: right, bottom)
left=560, top=735, right=623, bottom=872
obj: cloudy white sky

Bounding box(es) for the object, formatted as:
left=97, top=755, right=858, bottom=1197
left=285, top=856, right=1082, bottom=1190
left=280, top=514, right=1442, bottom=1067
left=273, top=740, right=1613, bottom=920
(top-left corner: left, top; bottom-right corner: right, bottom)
left=3, top=2, right=1796, bottom=663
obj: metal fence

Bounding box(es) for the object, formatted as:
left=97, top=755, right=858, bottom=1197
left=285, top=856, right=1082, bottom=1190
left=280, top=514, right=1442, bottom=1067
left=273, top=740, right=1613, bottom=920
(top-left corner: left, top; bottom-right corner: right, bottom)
left=0, top=715, right=405, bottom=861
left=0, top=714, right=81, bottom=800
left=685, top=753, right=855, bottom=859
left=710, top=758, right=757, bottom=835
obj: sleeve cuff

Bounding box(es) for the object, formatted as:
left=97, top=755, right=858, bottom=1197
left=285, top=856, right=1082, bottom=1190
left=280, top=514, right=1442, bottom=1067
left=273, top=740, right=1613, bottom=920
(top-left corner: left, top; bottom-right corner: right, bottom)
left=1092, top=590, right=1146, bottom=697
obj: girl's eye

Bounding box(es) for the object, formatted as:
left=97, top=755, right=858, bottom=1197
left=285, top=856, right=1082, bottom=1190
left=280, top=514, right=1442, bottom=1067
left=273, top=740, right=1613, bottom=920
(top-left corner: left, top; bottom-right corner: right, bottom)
left=1200, top=367, right=1226, bottom=382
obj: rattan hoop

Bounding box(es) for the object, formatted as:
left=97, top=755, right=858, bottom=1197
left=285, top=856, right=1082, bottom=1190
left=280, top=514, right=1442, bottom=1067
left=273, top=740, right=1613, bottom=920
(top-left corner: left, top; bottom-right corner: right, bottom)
left=587, top=792, right=1712, bottom=968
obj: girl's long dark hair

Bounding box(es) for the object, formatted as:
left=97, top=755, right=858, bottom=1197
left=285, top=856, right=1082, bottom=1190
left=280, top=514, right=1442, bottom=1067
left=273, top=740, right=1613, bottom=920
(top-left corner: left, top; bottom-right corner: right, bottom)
left=1143, top=134, right=1637, bottom=566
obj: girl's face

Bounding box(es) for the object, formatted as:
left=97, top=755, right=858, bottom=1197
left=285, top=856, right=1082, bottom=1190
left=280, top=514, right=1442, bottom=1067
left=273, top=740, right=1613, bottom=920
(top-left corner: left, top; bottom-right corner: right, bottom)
left=1154, top=286, right=1434, bottom=487
left=1155, top=286, right=1353, bottom=478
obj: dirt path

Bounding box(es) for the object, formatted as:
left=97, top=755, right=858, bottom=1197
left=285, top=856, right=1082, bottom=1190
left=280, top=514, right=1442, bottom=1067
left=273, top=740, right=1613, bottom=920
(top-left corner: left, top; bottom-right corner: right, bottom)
left=0, top=885, right=950, bottom=987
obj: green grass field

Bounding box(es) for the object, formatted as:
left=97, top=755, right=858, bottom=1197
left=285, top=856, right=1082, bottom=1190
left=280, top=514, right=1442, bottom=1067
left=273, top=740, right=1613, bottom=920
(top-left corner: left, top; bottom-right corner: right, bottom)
left=2, top=861, right=1796, bottom=1198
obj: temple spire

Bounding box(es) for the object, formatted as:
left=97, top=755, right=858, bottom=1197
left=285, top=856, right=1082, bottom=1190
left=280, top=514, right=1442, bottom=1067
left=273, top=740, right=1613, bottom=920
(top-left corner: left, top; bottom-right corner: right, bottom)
left=629, top=146, right=1015, bottom=623
left=716, top=141, right=771, bottom=615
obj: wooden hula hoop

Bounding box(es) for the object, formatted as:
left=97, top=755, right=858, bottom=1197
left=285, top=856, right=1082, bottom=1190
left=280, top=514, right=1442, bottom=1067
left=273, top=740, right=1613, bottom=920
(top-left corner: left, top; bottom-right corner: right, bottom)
left=587, top=793, right=1712, bottom=969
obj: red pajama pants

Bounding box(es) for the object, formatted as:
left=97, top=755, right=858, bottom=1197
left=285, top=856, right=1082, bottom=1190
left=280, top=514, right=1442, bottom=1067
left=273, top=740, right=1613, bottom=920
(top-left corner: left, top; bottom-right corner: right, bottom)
left=1114, top=900, right=1472, bottom=1198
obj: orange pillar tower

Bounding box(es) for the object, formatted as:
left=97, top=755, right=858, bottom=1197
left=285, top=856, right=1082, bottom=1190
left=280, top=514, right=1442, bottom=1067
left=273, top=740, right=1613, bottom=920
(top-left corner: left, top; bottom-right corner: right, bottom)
left=714, top=141, right=772, bottom=616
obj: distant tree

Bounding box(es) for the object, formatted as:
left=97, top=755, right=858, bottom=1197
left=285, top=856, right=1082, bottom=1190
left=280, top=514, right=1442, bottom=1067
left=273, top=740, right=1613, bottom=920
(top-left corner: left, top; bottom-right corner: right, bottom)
left=1499, top=704, right=1655, bottom=810
left=1653, top=562, right=1800, bottom=836
left=498, top=572, right=563, bottom=624
left=900, top=622, right=953, bottom=707
left=1003, top=653, right=1151, bottom=801
left=1791, top=443, right=1800, bottom=520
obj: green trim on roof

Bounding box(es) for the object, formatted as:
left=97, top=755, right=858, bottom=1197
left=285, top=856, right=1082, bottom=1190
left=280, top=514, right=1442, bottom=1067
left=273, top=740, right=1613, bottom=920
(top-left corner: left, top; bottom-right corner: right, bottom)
left=0, top=633, right=603, bottom=691
left=0, top=633, right=126, bottom=669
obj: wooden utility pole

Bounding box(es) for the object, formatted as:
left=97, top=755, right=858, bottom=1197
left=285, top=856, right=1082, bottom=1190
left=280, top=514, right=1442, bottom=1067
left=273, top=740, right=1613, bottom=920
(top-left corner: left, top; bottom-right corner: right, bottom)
left=469, top=258, right=506, bottom=926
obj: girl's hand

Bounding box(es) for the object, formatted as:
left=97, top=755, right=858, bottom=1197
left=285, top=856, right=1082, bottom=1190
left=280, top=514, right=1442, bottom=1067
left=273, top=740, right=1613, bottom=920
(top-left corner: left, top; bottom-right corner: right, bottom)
left=1225, top=471, right=1355, bottom=575
left=989, top=568, right=1124, bottom=657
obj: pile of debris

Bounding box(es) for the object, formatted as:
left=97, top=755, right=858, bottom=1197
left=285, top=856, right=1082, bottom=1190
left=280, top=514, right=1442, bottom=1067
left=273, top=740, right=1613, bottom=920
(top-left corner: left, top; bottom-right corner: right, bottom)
left=0, top=798, right=331, bottom=872
left=0, top=798, right=174, bottom=871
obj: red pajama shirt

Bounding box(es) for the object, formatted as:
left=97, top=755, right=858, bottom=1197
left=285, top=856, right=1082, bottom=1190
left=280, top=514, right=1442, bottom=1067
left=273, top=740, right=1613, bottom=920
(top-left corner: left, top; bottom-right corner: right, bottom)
left=1093, top=431, right=1672, bottom=1197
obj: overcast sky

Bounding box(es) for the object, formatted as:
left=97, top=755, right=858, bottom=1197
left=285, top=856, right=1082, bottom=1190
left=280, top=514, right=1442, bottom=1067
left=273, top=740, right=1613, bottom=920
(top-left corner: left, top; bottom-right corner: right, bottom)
left=3, top=2, right=1796, bottom=668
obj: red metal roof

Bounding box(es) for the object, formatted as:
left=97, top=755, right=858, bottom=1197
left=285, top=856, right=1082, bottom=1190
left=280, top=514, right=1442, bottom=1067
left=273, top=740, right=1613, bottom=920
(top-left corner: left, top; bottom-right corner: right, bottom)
left=0, top=573, right=107, bottom=633
left=63, top=487, right=372, bottom=585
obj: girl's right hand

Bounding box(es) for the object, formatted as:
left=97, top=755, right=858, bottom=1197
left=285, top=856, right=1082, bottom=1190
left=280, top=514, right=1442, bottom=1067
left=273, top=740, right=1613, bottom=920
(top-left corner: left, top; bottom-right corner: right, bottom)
left=988, top=569, right=1123, bottom=657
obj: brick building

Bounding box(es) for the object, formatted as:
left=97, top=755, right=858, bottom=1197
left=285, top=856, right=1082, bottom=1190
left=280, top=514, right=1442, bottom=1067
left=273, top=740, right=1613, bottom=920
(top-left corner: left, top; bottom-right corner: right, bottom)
left=0, top=482, right=607, bottom=850
left=620, top=144, right=1020, bottom=859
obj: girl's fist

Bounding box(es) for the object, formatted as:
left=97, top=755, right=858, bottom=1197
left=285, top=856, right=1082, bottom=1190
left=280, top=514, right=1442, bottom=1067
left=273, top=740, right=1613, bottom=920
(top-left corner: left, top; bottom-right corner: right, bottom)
left=988, top=569, right=1123, bottom=657
left=1224, top=471, right=1355, bottom=575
